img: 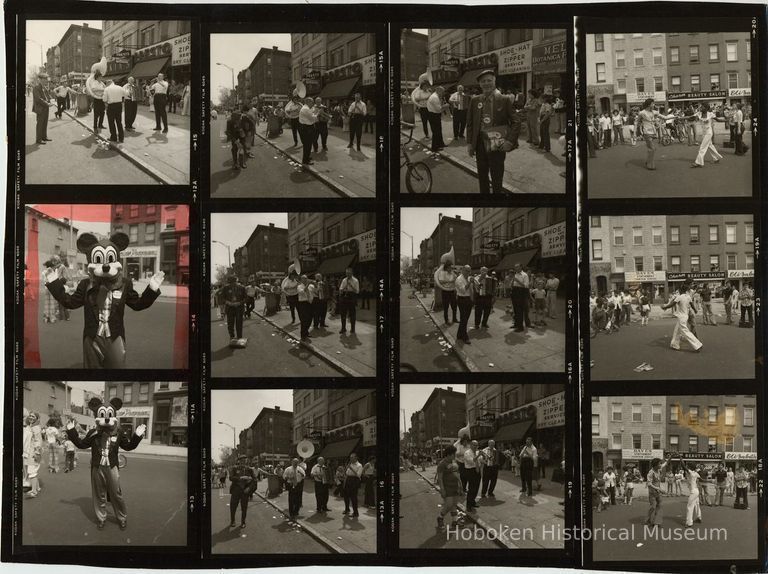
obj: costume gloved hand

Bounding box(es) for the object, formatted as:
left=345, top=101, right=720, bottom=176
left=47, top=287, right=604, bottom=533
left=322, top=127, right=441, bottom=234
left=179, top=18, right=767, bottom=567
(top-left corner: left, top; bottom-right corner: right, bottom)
left=148, top=271, right=165, bottom=292
left=43, top=264, right=65, bottom=284
left=135, top=424, right=147, bottom=437
left=66, top=420, right=75, bottom=430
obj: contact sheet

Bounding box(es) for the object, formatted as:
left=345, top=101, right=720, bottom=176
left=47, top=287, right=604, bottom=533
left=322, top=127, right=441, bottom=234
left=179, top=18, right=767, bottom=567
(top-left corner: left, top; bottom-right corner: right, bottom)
left=2, top=1, right=766, bottom=572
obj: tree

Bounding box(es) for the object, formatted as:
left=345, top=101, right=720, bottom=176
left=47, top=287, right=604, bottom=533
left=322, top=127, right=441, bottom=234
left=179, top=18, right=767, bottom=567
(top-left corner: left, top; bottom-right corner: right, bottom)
left=218, top=87, right=237, bottom=111
left=218, top=446, right=238, bottom=468
left=213, top=265, right=230, bottom=287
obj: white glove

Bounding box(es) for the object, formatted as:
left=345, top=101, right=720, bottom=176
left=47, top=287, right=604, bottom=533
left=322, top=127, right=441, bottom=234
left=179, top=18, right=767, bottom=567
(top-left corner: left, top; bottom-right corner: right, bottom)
left=135, top=424, right=146, bottom=437
left=148, top=271, right=165, bottom=292
left=43, top=265, right=64, bottom=284
left=66, top=420, right=75, bottom=430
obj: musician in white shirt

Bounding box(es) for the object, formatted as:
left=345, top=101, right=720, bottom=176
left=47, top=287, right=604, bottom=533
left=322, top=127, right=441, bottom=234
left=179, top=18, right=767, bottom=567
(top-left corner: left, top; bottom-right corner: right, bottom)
left=426, top=86, right=446, bottom=152
left=296, top=274, right=316, bottom=340
left=298, top=97, right=319, bottom=165
left=410, top=74, right=432, bottom=138
left=454, top=265, right=473, bottom=344
left=150, top=73, right=169, bottom=133
left=284, top=94, right=302, bottom=146
left=102, top=80, right=126, bottom=143
left=282, top=459, right=306, bottom=518
left=347, top=93, right=367, bottom=151
left=338, top=267, right=360, bottom=334
left=343, top=453, right=364, bottom=517
left=519, top=437, right=538, bottom=497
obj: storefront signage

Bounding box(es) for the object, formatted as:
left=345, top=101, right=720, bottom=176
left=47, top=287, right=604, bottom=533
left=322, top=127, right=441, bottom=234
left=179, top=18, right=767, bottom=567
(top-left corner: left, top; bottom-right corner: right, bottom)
left=431, top=68, right=459, bottom=84
left=325, top=54, right=376, bottom=86
left=667, top=271, right=726, bottom=281
left=592, top=438, right=609, bottom=450
left=482, top=240, right=501, bottom=250
left=532, top=40, right=566, bottom=75
left=118, top=406, right=152, bottom=418
left=321, top=229, right=376, bottom=263
left=624, top=270, right=666, bottom=283
left=500, top=404, right=536, bottom=424
left=331, top=416, right=376, bottom=447
left=479, top=412, right=496, bottom=422
left=107, top=59, right=131, bottom=75
left=120, top=246, right=160, bottom=259
left=133, top=33, right=191, bottom=67
left=504, top=221, right=565, bottom=258
left=668, top=90, right=727, bottom=101
left=622, top=448, right=664, bottom=460
left=625, top=91, right=667, bottom=103
left=442, top=57, right=461, bottom=67
left=536, top=391, right=565, bottom=428
left=463, top=41, right=532, bottom=76
left=724, top=451, right=757, bottom=460
left=728, top=88, right=751, bottom=97
left=665, top=451, right=724, bottom=461
left=171, top=396, right=188, bottom=427
left=727, top=269, right=754, bottom=279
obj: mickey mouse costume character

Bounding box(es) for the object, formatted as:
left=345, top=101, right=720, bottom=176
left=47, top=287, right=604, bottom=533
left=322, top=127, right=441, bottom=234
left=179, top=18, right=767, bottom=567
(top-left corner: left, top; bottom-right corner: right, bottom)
left=43, top=232, right=165, bottom=368
left=66, top=397, right=145, bottom=530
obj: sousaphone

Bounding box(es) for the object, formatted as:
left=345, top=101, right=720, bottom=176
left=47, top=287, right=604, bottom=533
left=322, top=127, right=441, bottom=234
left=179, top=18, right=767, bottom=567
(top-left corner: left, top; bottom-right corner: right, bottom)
left=293, top=80, right=307, bottom=99
left=297, top=439, right=315, bottom=459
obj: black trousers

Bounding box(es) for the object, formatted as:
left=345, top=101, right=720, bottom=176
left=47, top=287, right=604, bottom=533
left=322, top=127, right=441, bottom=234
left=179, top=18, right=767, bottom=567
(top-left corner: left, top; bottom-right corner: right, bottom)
left=339, top=297, right=357, bottom=332
left=418, top=106, right=430, bottom=137
left=734, top=130, right=745, bottom=154
left=290, top=117, right=300, bottom=145
left=457, top=295, right=472, bottom=340
left=475, top=134, right=506, bottom=194
left=35, top=108, right=49, bottom=141
left=56, top=97, right=66, bottom=118
left=511, top=287, right=531, bottom=330
left=364, top=114, right=375, bottom=133
left=481, top=466, right=499, bottom=496
left=428, top=111, right=444, bottom=151
left=520, top=458, right=534, bottom=495
left=539, top=117, right=551, bottom=151
left=288, top=483, right=303, bottom=516
left=316, top=121, right=328, bottom=149
left=244, top=296, right=255, bottom=317
left=286, top=294, right=299, bottom=322
left=168, top=94, right=177, bottom=113
left=65, top=451, right=75, bottom=471
left=315, top=482, right=330, bottom=511
left=344, top=477, right=360, bottom=514
left=452, top=109, right=467, bottom=138
left=474, top=295, right=492, bottom=328
left=299, top=123, right=315, bottom=163
left=153, top=94, right=168, bottom=131
left=226, top=305, right=244, bottom=338
left=442, top=290, right=458, bottom=324
left=349, top=115, right=364, bottom=148
left=313, top=299, right=328, bottom=328
left=297, top=301, right=312, bottom=338
left=466, top=467, right=481, bottom=507
left=92, top=98, right=105, bottom=131
left=106, top=102, right=124, bottom=142
left=458, top=462, right=468, bottom=492
left=230, top=491, right=249, bottom=524
left=741, top=305, right=753, bottom=326
left=124, top=100, right=138, bottom=129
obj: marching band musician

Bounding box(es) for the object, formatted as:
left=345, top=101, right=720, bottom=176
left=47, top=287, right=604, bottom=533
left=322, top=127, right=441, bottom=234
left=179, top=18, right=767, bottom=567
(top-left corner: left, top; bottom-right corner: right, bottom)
left=298, top=97, right=319, bottom=166
left=347, top=92, right=367, bottom=151
left=313, top=97, right=331, bottom=152
left=433, top=247, right=458, bottom=326
left=284, top=93, right=303, bottom=147
left=473, top=266, right=496, bottom=329
left=410, top=73, right=432, bottom=139
left=426, top=85, right=446, bottom=153
left=454, top=264, right=474, bottom=344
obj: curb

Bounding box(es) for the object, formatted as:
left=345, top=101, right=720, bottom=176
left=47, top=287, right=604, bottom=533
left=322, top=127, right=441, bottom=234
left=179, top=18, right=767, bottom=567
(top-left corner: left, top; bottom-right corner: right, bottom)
left=410, top=467, right=516, bottom=550
left=400, top=130, right=521, bottom=194
left=412, top=294, right=479, bottom=373
left=251, top=309, right=363, bottom=377
left=253, top=491, right=348, bottom=554
left=61, top=108, right=182, bottom=185
left=254, top=132, right=362, bottom=198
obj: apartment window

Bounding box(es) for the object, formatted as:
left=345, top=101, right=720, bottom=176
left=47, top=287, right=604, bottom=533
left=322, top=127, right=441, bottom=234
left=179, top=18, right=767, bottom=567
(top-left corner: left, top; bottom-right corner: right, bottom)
left=594, top=34, right=604, bottom=52
left=691, top=74, right=700, bottom=91
left=746, top=41, right=751, bottom=61
left=689, top=45, right=699, bottom=62
left=633, top=48, right=644, bottom=66
left=709, top=255, right=720, bottom=270
left=651, top=226, right=662, bottom=245
left=614, top=257, right=625, bottom=272
left=123, top=385, right=132, bottom=404
left=670, top=404, right=680, bottom=422
left=670, top=255, right=681, bottom=272
left=139, top=383, right=149, bottom=403
left=613, top=227, right=624, bottom=246
left=688, top=436, right=698, bottom=451
left=670, top=226, right=680, bottom=244
left=726, top=254, right=737, bottom=270
left=745, top=223, right=753, bottom=243
left=635, top=77, right=645, bottom=92
left=746, top=254, right=754, bottom=270
left=596, top=63, right=606, bottom=83
left=615, top=50, right=625, bottom=68
left=129, top=225, right=139, bottom=243
left=145, top=223, right=156, bottom=243
left=709, top=43, right=719, bottom=61
left=689, top=405, right=699, bottom=423
left=652, top=47, right=663, bottom=65
left=653, top=256, right=663, bottom=271
left=632, top=434, right=642, bottom=449
left=652, top=404, right=662, bottom=422
left=468, top=35, right=482, bottom=56
left=592, top=239, right=603, bottom=260
left=690, top=255, right=700, bottom=272
left=689, top=225, right=699, bottom=243
left=611, top=433, right=622, bottom=449
left=669, top=435, right=679, bottom=449
left=744, top=407, right=754, bottom=427
left=708, top=437, right=718, bottom=452
left=632, top=227, right=643, bottom=246
left=591, top=414, right=600, bottom=435
left=129, top=204, right=139, bottom=218
left=725, top=224, right=737, bottom=243
left=652, top=435, right=661, bottom=449
left=726, top=41, right=738, bottom=62
left=654, top=76, right=663, bottom=91
left=728, top=72, right=739, bottom=89
left=671, top=76, right=681, bottom=91
left=743, top=436, right=754, bottom=451
left=725, top=436, right=735, bottom=451
left=709, top=225, right=719, bottom=242
left=614, top=34, right=624, bottom=39
left=146, top=205, right=157, bottom=215
left=617, top=78, right=627, bottom=92
left=670, top=46, right=680, bottom=63
left=611, top=403, right=622, bottom=422
left=632, top=404, right=642, bottom=422
left=725, top=406, right=736, bottom=426
left=708, top=406, right=718, bottom=424
left=590, top=216, right=602, bottom=228
left=634, top=256, right=644, bottom=272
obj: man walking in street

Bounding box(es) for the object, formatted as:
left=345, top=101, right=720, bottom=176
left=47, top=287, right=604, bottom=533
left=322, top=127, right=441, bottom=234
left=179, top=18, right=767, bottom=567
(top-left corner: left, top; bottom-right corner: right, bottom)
left=480, top=439, right=499, bottom=498
left=123, top=77, right=140, bottom=131
left=510, top=263, right=531, bottom=332
left=311, top=456, right=331, bottom=513
left=283, top=458, right=306, bottom=519
left=150, top=73, right=169, bottom=133
left=700, top=284, right=717, bottom=326
left=32, top=72, right=52, bottom=145
left=434, top=248, right=458, bottom=325
left=714, top=462, right=728, bottom=506
left=519, top=437, right=538, bottom=497
left=723, top=281, right=735, bottom=325
left=347, top=92, right=366, bottom=152
left=662, top=281, right=703, bottom=352
left=343, top=453, right=363, bottom=518
left=463, top=440, right=481, bottom=511
left=646, top=455, right=671, bottom=526
left=739, top=283, right=754, bottom=327
left=222, top=274, right=246, bottom=345
left=53, top=80, right=69, bottom=119
left=103, top=79, right=125, bottom=143
left=338, top=267, right=360, bottom=335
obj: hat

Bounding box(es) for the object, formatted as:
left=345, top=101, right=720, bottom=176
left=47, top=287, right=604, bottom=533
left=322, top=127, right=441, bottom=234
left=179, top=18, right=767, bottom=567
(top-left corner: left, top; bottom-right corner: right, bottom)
left=439, top=245, right=455, bottom=265
left=37, top=71, right=49, bottom=79
left=476, top=69, right=496, bottom=82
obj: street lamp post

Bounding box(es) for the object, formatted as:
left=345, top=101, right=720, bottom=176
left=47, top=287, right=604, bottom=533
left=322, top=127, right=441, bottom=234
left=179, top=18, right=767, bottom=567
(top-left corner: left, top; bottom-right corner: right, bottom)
left=26, top=38, right=44, bottom=72
left=400, top=230, right=414, bottom=272
left=216, top=62, right=235, bottom=105
left=218, top=421, right=236, bottom=455
left=212, top=240, right=232, bottom=270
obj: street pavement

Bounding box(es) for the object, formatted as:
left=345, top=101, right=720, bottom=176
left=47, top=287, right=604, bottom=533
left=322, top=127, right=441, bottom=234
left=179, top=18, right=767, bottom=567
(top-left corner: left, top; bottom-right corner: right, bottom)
left=210, top=116, right=375, bottom=198
left=400, top=116, right=566, bottom=194
left=401, top=464, right=565, bottom=549
left=23, top=450, right=187, bottom=546
left=591, top=484, right=758, bottom=562
left=399, top=289, right=468, bottom=373
left=211, top=478, right=376, bottom=554
left=210, top=298, right=378, bottom=377
left=27, top=287, right=188, bottom=369
left=589, top=304, right=755, bottom=381
left=588, top=125, right=752, bottom=199
left=403, top=290, right=565, bottom=373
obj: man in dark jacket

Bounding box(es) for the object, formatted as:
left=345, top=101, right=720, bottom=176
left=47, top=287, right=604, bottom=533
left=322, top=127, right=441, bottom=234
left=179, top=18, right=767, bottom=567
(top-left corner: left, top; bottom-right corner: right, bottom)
left=32, top=72, right=52, bottom=144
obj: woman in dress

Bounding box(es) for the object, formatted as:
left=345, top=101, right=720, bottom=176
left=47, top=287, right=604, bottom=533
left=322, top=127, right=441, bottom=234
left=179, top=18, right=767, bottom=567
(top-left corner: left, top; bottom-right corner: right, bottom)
left=688, top=103, right=726, bottom=168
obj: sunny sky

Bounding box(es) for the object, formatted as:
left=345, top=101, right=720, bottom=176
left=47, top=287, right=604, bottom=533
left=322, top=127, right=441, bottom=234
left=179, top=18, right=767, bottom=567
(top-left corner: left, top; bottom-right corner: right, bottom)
left=399, top=384, right=466, bottom=436
left=209, top=212, right=288, bottom=274
left=211, top=389, right=294, bottom=463
left=399, top=207, right=473, bottom=259
left=209, top=33, right=292, bottom=104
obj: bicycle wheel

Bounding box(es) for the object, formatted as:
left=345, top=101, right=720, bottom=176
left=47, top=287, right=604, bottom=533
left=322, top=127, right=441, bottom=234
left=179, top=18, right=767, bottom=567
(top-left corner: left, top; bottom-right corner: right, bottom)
left=118, top=454, right=127, bottom=469
left=405, top=162, right=432, bottom=194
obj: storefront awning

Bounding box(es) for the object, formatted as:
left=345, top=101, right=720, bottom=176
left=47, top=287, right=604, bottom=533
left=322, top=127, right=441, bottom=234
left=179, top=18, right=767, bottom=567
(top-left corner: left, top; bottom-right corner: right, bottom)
left=102, top=73, right=127, bottom=84
left=319, top=437, right=360, bottom=460
left=130, top=57, right=170, bottom=80
left=493, top=420, right=535, bottom=444
left=457, top=70, right=481, bottom=89
left=494, top=248, right=539, bottom=272
left=316, top=253, right=357, bottom=276
left=319, top=77, right=360, bottom=100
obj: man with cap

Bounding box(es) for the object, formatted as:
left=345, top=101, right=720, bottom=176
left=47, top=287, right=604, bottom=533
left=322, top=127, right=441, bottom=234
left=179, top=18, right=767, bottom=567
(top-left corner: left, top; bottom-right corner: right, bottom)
left=449, top=85, right=471, bottom=139
left=228, top=454, right=257, bottom=529
left=433, top=247, right=458, bottom=325
left=466, top=69, right=521, bottom=194
left=410, top=73, right=432, bottom=139
left=32, top=72, right=52, bottom=145
left=473, top=266, right=496, bottom=329
left=221, top=273, right=246, bottom=345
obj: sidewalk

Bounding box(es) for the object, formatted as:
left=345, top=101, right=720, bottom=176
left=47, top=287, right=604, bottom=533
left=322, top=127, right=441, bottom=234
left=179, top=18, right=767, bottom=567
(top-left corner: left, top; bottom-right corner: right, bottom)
left=403, top=116, right=566, bottom=194
left=256, top=122, right=376, bottom=197
left=412, top=465, right=565, bottom=549
left=254, top=480, right=377, bottom=554
left=414, top=292, right=565, bottom=372
left=252, top=301, right=377, bottom=377
left=63, top=100, right=190, bottom=185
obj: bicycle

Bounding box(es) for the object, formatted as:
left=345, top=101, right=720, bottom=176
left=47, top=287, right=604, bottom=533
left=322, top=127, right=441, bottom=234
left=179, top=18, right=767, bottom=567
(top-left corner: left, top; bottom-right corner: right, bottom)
left=401, top=121, right=433, bottom=194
